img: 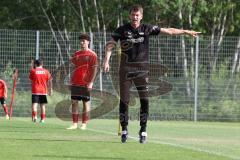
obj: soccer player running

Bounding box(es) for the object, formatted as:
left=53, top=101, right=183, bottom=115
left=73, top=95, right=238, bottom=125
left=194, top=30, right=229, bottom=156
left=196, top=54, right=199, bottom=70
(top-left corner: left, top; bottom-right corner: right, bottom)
left=67, top=33, right=98, bottom=130
left=0, top=79, right=9, bottom=120
left=29, top=59, right=52, bottom=123
left=103, top=4, right=200, bottom=143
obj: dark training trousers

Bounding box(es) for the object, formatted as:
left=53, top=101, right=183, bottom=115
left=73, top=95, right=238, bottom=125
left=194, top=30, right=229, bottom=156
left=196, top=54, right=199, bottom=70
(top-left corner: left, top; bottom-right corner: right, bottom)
left=119, top=70, right=149, bottom=132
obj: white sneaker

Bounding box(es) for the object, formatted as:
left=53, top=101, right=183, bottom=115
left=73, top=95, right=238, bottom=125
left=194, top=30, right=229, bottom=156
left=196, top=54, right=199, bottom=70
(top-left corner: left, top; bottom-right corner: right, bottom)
left=67, top=124, right=78, bottom=130
left=6, top=114, right=9, bottom=120
left=80, top=123, right=87, bottom=130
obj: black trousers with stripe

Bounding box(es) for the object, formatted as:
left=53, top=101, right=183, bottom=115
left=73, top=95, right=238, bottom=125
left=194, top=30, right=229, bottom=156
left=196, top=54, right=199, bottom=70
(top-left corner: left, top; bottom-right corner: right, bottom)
left=119, top=70, right=149, bottom=132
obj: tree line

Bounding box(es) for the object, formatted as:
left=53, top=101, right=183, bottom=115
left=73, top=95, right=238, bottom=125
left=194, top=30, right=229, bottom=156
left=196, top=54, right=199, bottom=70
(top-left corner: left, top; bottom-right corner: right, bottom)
left=0, top=0, right=239, bottom=36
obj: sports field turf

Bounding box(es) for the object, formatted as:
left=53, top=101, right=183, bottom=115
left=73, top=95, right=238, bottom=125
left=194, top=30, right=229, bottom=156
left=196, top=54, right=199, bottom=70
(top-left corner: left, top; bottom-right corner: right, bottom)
left=0, top=118, right=239, bottom=160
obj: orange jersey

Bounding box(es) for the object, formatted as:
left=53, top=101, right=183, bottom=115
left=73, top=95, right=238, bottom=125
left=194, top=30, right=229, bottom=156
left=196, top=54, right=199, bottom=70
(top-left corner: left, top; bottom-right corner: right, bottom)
left=0, top=79, right=7, bottom=98
left=29, top=67, right=51, bottom=95
left=70, top=49, right=98, bottom=86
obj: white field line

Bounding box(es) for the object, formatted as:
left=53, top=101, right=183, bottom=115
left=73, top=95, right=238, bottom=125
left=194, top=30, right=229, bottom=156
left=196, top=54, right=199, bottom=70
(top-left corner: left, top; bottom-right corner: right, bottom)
left=87, top=128, right=239, bottom=160
left=14, top=118, right=239, bottom=160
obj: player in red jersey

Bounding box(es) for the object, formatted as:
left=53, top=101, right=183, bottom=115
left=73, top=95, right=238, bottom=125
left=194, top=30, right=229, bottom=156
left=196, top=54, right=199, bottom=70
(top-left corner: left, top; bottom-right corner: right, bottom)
left=29, top=59, right=52, bottom=123
left=67, top=33, right=98, bottom=130
left=0, top=79, right=9, bottom=120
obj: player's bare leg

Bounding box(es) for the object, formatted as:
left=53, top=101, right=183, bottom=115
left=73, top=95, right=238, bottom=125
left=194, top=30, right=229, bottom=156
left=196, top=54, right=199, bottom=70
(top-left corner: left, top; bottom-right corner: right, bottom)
left=32, top=103, right=38, bottom=122
left=2, top=104, right=9, bottom=120
left=81, top=101, right=90, bottom=130
left=40, top=104, right=46, bottom=123
left=67, top=100, right=79, bottom=129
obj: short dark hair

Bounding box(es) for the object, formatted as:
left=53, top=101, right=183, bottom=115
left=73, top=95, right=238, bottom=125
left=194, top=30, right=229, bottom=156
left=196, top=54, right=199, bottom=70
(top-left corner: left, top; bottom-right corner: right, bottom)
left=129, top=5, right=143, bottom=14
left=34, top=59, right=43, bottom=67
left=79, top=33, right=90, bottom=41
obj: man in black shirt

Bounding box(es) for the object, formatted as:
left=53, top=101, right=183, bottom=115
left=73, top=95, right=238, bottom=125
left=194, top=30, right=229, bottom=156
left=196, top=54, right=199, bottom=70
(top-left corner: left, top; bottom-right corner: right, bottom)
left=103, top=4, right=200, bottom=143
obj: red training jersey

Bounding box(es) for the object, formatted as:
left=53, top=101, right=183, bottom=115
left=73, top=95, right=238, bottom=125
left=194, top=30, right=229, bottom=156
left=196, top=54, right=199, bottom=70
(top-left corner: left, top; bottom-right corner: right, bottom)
left=0, top=79, right=7, bottom=98
left=70, top=49, right=98, bottom=86
left=29, top=67, right=52, bottom=95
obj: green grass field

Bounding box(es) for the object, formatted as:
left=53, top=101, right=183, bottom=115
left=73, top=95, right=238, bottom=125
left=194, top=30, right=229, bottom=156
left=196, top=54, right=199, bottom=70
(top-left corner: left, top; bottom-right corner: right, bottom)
left=0, top=117, right=239, bottom=160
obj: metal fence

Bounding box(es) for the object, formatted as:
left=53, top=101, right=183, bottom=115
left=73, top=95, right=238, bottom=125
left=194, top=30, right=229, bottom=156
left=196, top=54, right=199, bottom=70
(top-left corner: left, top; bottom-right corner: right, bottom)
left=0, top=29, right=239, bottom=121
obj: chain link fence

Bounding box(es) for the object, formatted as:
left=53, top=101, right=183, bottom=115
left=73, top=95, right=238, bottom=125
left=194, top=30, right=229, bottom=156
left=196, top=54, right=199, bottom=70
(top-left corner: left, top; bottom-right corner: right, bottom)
left=0, top=29, right=239, bottom=121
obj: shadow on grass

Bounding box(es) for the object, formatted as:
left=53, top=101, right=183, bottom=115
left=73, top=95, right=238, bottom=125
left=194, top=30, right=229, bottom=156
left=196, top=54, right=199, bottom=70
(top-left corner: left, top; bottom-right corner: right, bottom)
left=0, top=137, right=120, bottom=143
left=0, top=123, right=65, bottom=130
left=35, top=155, right=125, bottom=160
left=0, top=130, right=40, bottom=134
left=0, top=125, right=64, bottom=134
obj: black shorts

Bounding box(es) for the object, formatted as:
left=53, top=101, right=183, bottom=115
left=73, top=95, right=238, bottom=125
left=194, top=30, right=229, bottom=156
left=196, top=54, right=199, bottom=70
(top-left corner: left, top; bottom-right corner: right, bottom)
left=32, top=95, right=48, bottom=104
left=0, top=97, right=6, bottom=105
left=71, top=86, right=90, bottom=102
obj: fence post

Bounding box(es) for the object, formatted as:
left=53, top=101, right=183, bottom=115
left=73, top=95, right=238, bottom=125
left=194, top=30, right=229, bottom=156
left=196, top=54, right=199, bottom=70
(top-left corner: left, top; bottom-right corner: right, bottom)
left=95, top=32, right=103, bottom=92
left=194, top=36, right=199, bottom=122
left=36, top=30, right=40, bottom=60
left=99, top=36, right=103, bottom=92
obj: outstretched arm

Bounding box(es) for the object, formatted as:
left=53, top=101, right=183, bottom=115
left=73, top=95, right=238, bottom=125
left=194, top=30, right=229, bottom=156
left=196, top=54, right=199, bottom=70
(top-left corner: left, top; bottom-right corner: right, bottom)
left=103, top=39, right=117, bottom=73
left=161, top=28, right=201, bottom=37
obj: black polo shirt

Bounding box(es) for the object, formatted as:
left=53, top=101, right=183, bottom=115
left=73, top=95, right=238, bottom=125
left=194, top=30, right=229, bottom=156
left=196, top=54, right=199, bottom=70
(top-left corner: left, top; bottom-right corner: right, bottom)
left=112, top=23, right=161, bottom=70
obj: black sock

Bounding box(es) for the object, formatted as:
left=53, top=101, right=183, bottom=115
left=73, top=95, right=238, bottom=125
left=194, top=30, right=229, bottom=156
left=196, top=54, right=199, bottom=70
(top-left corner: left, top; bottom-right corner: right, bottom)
left=122, top=126, right=127, bottom=131
left=140, top=126, right=146, bottom=132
